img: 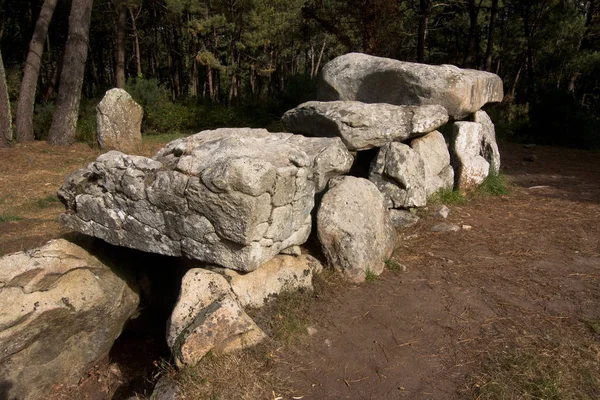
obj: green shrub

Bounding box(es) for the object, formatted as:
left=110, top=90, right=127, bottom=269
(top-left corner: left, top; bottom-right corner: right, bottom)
left=428, top=188, right=466, bottom=205
left=477, top=171, right=510, bottom=196
left=32, top=102, right=56, bottom=140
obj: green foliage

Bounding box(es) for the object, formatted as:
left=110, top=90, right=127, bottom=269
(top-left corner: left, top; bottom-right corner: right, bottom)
left=75, top=99, right=97, bottom=145
left=384, top=259, right=405, bottom=272
left=32, top=102, right=55, bottom=140
left=0, top=214, right=22, bottom=223
left=585, top=319, right=600, bottom=335
left=36, top=195, right=60, bottom=208
left=477, top=172, right=510, bottom=196
left=270, top=289, right=311, bottom=341
left=428, top=188, right=466, bottom=205
left=364, top=268, right=379, bottom=282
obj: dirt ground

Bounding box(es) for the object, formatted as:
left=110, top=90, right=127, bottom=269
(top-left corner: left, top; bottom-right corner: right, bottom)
left=1, top=140, right=599, bottom=399
left=270, top=143, right=600, bottom=399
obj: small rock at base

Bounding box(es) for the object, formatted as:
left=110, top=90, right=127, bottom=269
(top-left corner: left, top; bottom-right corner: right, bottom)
left=307, top=326, right=318, bottom=336
left=280, top=245, right=302, bottom=256
left=389, top=209, right=420, bottom=228
left=433, top=205, right=450, bottom=219
left=431, top=223, right=460, bottom=232
left=462, top=224, right=473, bottom=231
left=149, top=376, right=182, bottom=400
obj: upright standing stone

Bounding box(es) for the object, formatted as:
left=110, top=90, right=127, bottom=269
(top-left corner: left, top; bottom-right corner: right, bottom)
left=410, top=131, right=454, bottom=196
left=473, top=110, right=501, bottom=172
left=97, top=88, right=143, bottom=152
left=317, top=177, right=396, bottom=283
left=451, top=122, right=490, bottom=190
left=318, top=53, right=504, bottom=119
left=369, top=142, right=427, bottom=209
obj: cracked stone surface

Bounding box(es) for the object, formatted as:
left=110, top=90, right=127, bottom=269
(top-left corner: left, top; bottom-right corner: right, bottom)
left=317, top=176, right=396, bottom=283
left=317, top=53, right=504, bottom=119
left=369, top=142, right=427, bottom=209
left=282, top=100, right=448, bottom=151
left=96, top=88, right=143, bottom=152
left=214, top=254, right=323, bottom=308
left=410, top=131, right=454, bottom=197
left=0, top=239, right=139, bottom=400
left=473, top=110, right=501, bottom=173
left=58, top=128, right=353, bottom=272
left=451, top=122, right=490, bottom=190
left=167, top=268, right=266, bottom=367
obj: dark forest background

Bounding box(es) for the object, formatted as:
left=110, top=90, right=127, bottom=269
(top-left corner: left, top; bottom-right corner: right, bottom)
left=1, top=0, right=599, bottom=148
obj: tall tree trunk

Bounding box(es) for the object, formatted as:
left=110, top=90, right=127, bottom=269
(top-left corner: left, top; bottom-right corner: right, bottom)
left=0, top=48, right=12, bottom=148
left=128, top=7, right=142, bottom=77
left=484, top=0, right=499, bottom=71
left=463, top=0, right=480, bottom=68
left=15, top=0, right=58, bottom=142
left=115, top=3, right=126, bottom=88
left=417, top=0, right=431, bottom=63
left=47, top=0, right=94, bottom=146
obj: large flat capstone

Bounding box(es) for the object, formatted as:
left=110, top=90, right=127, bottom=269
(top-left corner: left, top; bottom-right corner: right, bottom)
left=282, top=101, right=448, bottom=151
left=58, top=128, right=353, bottom=272
left=317, top=53, right=504, bottom=119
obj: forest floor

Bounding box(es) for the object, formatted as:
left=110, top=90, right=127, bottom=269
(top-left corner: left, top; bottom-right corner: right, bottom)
left=1, top=140, right=599, bottom=399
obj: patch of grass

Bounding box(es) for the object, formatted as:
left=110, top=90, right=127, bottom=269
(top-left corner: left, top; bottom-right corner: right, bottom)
left=268, top=288, right=312, bottom=342
left=36, top=195, right=60, bottom=208
left=477, top=171, right=510, bottom=196
left=365, top=268, right=379, bottom=282
left=0, top=215, right=22, bottom=223
left=385, top=259, right=405, bottom=272
left=176, top=346, right=288, bottom=400
left=428, top=187, right=466, bottom=205
left=585, top=319, right=600, bottom=334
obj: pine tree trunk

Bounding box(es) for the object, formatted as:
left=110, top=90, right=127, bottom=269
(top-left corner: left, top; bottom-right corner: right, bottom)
left=15, top=0, right=58, bottom=142
left=129, top=7, right=142, bottom=77
left=463, top=0, right=479, bottom=68
left=47, top=0, right=94, bottom=146
left=0, top=49, right=12, bottom=148
left=417, top=0, right=431, bottom=63
left=484, top=0, right=499, bottom=71
left=115, top=4, right=126, bottom=88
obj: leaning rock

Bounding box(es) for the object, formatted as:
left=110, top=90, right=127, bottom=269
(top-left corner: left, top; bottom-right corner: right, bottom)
left=410, top=131, right=454, bottom=196
left=58, top=128, right=353, bottom=272
left=318, top=53, right=504, bottom=119
left=96, top=88, right=143, bottom=152
left=451, top=122, right=490, bottom=190
left=282, top=101, right=448, bottom=151
left=167, top=268, right=266, bottom=367
left=317, top=177, right=396, bottom=283
left=0, top=239, right=139, bottom=400
left=217, top=254, right=323, bottom=308
left=369, top=142, right=427, bottom=208
left=473, top=110, right=501, bottom=172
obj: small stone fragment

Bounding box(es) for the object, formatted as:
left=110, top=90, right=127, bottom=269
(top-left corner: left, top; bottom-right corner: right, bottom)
left=431, top=223, right=461, bottom=232
left=388, top=209, right=420, bottom=228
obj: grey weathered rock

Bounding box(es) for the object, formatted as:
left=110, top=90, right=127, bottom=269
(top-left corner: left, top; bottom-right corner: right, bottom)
left=58, top=128, right=353, bottom=272
left=451, top=122, right=490, bottom=190
left=433, top=205, right=450, bottom=219
left=167, top=268, right=266, bottom=367
left=96, top=88, right=143, bottom=152
left=149, top=376, right=182, bottom=400
left=282, top=101, right=448, bottom=151
left=410, top=131, right=454, bottom=196
left=0, top=239, right=139, bottom=400
left=431, top=222, right=460, bottom=232
left=388, top=209, right=420, bottom=228
left=216, top=254, right=323, bottom=308
left=369, top=142, right=427, bottom=208
left=317, top=177, right=396, bottom=283
left=318, top=53, right=504, bottom=119
left=473, top=110, right=501, bottom=172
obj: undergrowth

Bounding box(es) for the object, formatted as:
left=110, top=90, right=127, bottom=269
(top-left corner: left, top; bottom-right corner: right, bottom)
left=476, top=171, right=510, bottom=196
left=0, top=214, right=22, bottom=223
left=428, top=188, right=466, bottom=205
left=36, top=195, right=60, bottom=208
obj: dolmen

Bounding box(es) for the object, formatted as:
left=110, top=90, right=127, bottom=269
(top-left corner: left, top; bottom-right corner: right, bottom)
left=1, top=53, right=505, bottom=399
